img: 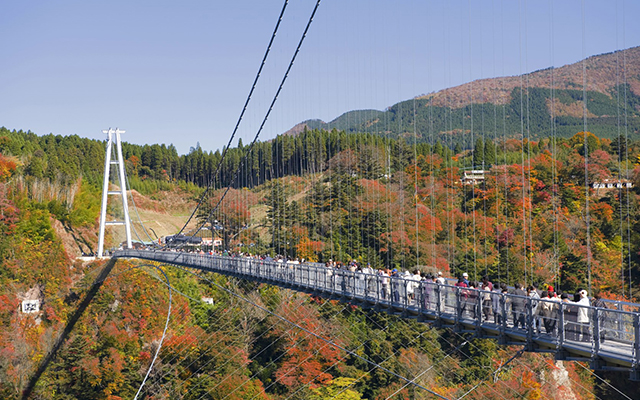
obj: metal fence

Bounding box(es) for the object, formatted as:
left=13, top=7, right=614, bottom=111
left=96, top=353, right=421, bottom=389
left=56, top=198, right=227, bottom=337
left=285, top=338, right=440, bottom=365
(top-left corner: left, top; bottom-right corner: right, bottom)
left=114, top=249, right=640, bottom=372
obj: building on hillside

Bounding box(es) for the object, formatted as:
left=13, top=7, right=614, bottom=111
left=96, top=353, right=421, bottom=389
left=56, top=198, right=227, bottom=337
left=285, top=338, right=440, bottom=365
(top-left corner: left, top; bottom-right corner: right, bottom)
left=460, top=170, right=487, bottom=185
left=591, top=178, right=633, bottom=191
left=193, top=227, right=214, bottom=246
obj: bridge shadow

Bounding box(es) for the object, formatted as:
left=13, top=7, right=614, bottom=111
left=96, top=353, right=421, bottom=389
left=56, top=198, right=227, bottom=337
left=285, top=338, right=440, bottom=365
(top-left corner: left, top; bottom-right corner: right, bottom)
left=21, top=258, right=117, bottom=400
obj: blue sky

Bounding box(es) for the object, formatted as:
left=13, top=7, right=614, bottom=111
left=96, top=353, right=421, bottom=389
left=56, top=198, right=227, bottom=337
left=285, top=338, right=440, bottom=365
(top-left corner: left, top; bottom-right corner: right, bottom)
left=1, top=0, right=638, bottom=154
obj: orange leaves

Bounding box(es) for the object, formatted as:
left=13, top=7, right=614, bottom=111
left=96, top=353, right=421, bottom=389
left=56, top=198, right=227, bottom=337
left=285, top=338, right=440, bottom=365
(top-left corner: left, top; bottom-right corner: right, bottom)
left=521, top=370, right=542, bottom=399
left=0, top=154, right=18, bottom=182
left=211, top=187, right=258, bottom=221
left=358, top=178, right=396, bottom=211
left=80, top=356, right=102, bottom=380
left=590, top=202, right=614, bottom=223
left=296, top=238, right=324, bottom=262
left=276, top=347, right=333, bottom=388
left=0, top=184, right=19, bottom=234
left=271, top=297, right=343, bottom=390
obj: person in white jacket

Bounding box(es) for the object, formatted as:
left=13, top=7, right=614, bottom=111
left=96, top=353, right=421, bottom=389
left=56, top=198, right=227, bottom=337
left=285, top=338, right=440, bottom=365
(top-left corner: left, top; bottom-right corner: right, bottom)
left=576, top=289, right=591, bottom=342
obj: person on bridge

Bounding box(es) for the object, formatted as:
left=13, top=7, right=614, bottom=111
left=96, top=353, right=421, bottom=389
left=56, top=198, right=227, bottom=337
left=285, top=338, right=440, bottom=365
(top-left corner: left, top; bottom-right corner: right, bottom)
left=390, top=269, right=401, bottom=302
left=501, top=283, right=510, bottom=325
left=468, top=281, right=479, bottom=319
left=455, top=277, right=469, bottom=318
left=547, top=291, right=560, bottom=334
left=512, top=283, right=527, bottom=329
left=436, top=271, right=446, bottom=285
left=492, top=283, right=502, bottom=324
left=561, top=293, right=578, bottom=340
left=379, top=269, right=390, bottom=300
left=539, top=291, right=557, bottom=334
left=528, top=285, right=542, bottom=334
left=410, top=270, right=422, bottom=304
left=576, top=289, right=591, bottom=342
left=423, top=274, right=435, bottom=310
left=362, top=263, right=375, bottom=295
left=481, top=276, right=493, bottom=322
left=436, top=272, right=446, bottom=312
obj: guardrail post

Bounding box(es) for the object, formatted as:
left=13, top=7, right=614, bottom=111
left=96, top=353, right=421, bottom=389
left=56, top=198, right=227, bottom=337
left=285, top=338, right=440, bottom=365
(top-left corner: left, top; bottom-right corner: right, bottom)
left=435, top=284, right=442, bottom=327
left=616, top=302, right=623, bottom=340
left=499, top=293, right=506, bottom=344
left=364, top=273, right=369, bottom=299
left=634, top=313, right=640, bottom=371
left=557, top=301, right=565, bottom=357
left=478, top=290, right=483, bottom=334
left=418, top=281, right=425, bottom=317
left=592, top=308, right=600, bottom=357
left=322, top=268, right=326, bottom=292
left=403, top=280, right=408, bottom=311
left=455, top=287, right=461, bottom=331
left=526, top=297, right=533, bottom=350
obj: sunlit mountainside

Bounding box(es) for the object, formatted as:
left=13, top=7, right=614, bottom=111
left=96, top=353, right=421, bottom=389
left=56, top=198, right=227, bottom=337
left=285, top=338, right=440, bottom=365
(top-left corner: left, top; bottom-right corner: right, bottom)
left=289, top=46, right=640, bottom=143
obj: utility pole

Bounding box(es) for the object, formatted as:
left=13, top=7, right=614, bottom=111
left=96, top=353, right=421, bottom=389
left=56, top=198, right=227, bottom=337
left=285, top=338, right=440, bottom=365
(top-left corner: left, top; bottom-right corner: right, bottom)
left=97, top=128, right=132, bottom=257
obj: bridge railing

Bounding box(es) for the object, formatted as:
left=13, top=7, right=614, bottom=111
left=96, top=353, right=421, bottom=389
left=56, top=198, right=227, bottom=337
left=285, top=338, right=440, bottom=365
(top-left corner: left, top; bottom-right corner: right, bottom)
left=115, top=249, right=640, bottom=368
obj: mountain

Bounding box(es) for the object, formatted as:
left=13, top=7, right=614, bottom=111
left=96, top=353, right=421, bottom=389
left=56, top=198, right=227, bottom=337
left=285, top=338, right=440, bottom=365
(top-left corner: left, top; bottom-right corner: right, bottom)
left=293, top=46, right=640, bottom=145
left=420, top=46, right=640, bottom=109
left=283, top=110, right=386, bottom=136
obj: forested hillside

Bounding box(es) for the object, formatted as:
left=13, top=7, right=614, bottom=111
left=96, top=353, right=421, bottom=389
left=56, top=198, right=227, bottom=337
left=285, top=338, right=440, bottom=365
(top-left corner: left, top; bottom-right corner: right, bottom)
left=4, top=120, right=640, bottom=398
left=2, top=123, right=640, bottom=296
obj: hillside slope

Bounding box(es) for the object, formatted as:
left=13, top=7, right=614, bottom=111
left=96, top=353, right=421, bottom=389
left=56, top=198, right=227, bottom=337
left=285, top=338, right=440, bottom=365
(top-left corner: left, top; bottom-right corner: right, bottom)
left=291, top=46, right=640, bottom=144
left=420, top=46, right=640, bottom=108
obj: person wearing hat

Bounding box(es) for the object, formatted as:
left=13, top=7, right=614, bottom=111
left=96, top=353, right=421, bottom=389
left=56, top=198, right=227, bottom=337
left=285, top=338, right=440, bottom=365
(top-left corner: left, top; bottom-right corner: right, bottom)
left=462, top=272, right=469, bottom=286
left=455, top=276, right=469, bottom=318
left=576, top=289, right=591, bottom=342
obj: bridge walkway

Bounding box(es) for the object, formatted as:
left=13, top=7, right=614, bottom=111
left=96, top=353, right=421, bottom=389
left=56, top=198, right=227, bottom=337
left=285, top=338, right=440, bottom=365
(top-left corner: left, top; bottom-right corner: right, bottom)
left=114, top=249, right=640, bottom=379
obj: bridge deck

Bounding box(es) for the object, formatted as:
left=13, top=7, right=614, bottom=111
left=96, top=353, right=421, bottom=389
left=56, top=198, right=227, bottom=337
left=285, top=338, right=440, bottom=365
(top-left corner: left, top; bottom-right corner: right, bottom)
left=114, top=249, right=640, bottom=377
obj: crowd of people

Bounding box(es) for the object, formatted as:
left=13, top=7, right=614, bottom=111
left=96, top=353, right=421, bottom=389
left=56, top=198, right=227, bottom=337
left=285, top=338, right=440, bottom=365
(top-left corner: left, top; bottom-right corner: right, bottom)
left=317, top=259, right=614, bottom=343
left=144, top=247, right=616, bottom=343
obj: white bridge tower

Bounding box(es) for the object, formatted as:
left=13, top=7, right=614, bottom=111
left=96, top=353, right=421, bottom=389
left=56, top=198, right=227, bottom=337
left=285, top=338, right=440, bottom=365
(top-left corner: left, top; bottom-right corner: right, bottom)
left=97, top=128, right=132, bottom=257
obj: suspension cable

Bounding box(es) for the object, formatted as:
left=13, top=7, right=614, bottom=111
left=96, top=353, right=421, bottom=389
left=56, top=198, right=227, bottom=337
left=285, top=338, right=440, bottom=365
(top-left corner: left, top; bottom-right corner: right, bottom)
left=189, top=0, right=322, bottom=243
left=582, top=0, right=592, bottom=295
left=134, top=264, right=172, bottom=400
left=175, top=0, right=290, bottom=237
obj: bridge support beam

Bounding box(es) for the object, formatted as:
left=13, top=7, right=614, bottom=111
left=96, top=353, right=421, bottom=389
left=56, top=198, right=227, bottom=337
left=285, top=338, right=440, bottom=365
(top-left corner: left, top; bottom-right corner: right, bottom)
left=97, top=128, right=132, bottom=257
